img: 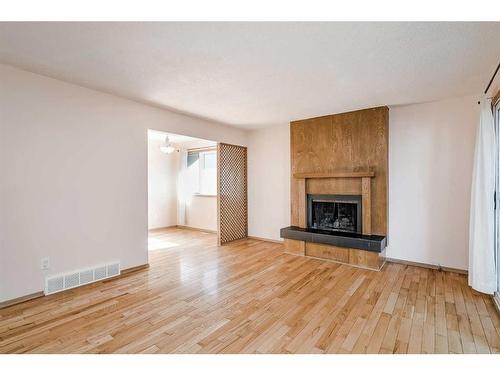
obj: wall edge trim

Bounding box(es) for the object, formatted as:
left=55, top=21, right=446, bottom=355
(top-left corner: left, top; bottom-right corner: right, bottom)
left=0, top=263, right=150, bottom=310
left=386, top=257, right=467, bottom=274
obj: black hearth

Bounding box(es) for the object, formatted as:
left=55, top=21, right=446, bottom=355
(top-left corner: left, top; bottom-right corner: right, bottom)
left=280, top=226, right=386, bottom=252
left=307, top=194, right=362, bottom=234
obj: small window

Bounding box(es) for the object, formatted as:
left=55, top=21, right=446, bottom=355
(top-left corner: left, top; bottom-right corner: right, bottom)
left=199, top=150, right=217, bottom=195
left=186, top=148, right=217, bottom=196
left=203, top=151, right=216, bottom=169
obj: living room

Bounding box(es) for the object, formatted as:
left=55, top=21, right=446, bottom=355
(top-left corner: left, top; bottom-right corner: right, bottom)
left=0, top=2, right=499, bottom=372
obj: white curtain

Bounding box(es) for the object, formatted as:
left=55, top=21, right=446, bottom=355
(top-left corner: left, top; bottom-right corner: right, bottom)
left=469, top=98, right=496, bottom=294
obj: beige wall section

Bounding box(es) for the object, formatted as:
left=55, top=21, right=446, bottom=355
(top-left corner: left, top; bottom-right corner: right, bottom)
left=147, top=134, right=179, bottom=230
left=247, top=125, right=290, bottom=241
left=0, top=64, right=247, bottom=303
left=388, top=95, right=478, bottom=270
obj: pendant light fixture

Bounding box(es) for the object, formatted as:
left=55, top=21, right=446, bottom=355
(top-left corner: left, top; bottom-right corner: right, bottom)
left=159, top=136, right=175, bottom=154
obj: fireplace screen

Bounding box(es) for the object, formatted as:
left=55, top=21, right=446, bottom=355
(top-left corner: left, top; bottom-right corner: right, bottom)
left=307, top=194, right=362, bottom=233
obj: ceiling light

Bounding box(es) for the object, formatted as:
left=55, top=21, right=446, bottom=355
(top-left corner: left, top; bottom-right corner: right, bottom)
left=160, top=145, right=175, bottom=154
left=160, top=136, right=176, bottom=154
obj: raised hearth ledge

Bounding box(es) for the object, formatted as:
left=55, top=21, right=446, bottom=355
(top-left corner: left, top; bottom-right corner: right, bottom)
left=280, top=226, right=386, bottom=252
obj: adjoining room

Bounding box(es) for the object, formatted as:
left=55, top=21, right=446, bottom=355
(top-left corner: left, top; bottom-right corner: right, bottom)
left=147, top=129, right=218, bottom=253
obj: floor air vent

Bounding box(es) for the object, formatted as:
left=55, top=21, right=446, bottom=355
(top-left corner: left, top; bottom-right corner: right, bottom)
left=45, top=261, right=120, bottom=295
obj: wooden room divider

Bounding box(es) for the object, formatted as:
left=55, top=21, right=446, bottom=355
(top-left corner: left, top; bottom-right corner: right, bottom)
left=217, top=143, right=248, bottom=245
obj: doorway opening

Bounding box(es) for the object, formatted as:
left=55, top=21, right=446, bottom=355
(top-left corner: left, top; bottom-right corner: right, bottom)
left=147, top=129, right=218, bottom=256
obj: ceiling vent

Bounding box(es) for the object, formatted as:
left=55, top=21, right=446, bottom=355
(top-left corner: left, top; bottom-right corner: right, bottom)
left=45, top=261, right=120, bottom=295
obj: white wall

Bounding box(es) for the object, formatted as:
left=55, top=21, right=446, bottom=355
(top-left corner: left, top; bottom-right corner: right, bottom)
left=388, top=96, right=478, bottom=270
left=185, top=196, right=217, bottom=232
left=147, top=134, right=178, bottom=230
left=247, top=125, right=290, bottom=240
left=247, top=96, right=478, bottom=269
left=0, top=64, right=247, bottom=302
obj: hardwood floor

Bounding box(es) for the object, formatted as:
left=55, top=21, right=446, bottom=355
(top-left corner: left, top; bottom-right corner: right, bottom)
left=1, top=227, right=499, bottom=354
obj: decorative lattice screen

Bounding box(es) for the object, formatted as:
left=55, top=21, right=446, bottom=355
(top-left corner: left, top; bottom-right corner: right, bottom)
left=217, top=143, right=248, bottom=245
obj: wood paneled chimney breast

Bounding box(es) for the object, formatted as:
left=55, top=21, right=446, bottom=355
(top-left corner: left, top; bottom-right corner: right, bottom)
left=281, top=107, right=388, bottom=271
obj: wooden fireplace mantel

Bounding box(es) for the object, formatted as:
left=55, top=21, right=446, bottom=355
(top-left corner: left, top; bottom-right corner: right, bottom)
left=293, top=170, right=375, bottom=179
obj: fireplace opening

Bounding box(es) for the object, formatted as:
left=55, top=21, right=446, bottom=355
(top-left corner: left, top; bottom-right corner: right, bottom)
left=307, top=194, right=362, bottom=233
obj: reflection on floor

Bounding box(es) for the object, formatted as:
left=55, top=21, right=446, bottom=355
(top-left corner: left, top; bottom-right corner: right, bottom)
left=147, top=228, right=179, bottom=251
left=0, top=227, right=499, bottom=354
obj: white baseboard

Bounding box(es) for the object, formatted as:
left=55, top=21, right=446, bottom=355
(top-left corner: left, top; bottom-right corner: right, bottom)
left=176, top=225, right=217, bottom=234
left=385, top=257, right=467, bottom=274
left=247, top=236, right=284, bottom=244
left=0, top=291, right=44, bottom=309
left=0, top=263, right=149, bottom=310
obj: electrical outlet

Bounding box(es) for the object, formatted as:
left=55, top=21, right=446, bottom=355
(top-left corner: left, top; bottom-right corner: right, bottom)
left=41, top=257, right=50, bottom=270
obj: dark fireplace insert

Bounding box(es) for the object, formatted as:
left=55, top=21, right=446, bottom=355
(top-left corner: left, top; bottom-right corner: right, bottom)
left=307, top=194, right=362, bottom=233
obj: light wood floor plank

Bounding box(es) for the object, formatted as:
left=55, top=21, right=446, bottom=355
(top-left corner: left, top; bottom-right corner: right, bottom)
left=0, top=228, right=497, bottom=354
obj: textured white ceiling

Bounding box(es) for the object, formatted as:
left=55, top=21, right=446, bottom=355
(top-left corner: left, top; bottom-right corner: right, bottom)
left=1, top=22, right=499, bottom=129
